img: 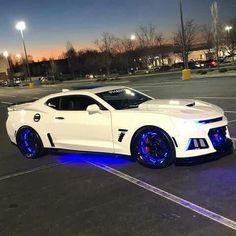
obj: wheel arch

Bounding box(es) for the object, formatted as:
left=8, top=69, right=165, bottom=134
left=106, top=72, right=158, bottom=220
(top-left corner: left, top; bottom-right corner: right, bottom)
left=130, top=125, right=176, bottom=158
left=16, top=125, right=43, bottom=144
left=16, top=125, right=45, bottom=159
left=17, top=123, right=52, bottom=148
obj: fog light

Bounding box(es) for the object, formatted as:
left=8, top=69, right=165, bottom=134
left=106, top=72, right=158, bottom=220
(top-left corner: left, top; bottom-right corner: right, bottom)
left=208, top=126, right=227, bottom=149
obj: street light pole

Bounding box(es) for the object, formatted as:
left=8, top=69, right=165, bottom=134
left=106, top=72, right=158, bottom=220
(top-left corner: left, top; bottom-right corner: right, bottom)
left=225, top=26, right=233, bottom=54
left=16, top=21, right=32, bottom=82
left=179, top=0, right=188, bottom=69
left=129, top=34, right=136, bottom=73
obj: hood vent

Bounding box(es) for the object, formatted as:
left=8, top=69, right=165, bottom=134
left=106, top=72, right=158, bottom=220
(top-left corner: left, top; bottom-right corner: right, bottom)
left=186, top=102, right=195, bottom=107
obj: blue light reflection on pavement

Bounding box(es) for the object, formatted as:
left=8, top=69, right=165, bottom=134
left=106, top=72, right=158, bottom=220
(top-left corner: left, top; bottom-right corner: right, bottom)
left=56, top=152, right=132, bottom=166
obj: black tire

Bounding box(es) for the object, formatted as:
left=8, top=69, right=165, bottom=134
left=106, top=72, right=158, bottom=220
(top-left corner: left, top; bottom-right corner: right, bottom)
left=16, top=127, right=44, bottom=159
left=131, top=126, right=175, bottom=168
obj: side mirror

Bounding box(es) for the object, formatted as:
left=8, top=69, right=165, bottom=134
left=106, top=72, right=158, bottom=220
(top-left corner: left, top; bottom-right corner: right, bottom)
left=86, top=104, right=101, bottom=114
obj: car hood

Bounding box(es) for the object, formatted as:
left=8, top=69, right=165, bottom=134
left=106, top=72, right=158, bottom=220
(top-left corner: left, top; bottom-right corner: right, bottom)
left=138, top=99, right=224, bottom=119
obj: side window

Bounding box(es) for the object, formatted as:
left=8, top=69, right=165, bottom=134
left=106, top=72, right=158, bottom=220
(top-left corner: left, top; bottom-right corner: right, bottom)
left=60, top=95, right=106, bottom=111
left=46, top=97, right=60, bottom=110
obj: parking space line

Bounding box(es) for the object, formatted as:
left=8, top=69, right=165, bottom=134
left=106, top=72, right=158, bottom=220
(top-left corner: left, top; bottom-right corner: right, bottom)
left=225, top=111, right=236, bottom=114
left=229, top=119, right=236, bottom=124
left=88, top=161, right=236, bottom=231
left=1, top=101, right=13, bottom=105
left=1, top=154, right=236, bottom=230
left=0, top=162, right=65, bottom=182
left=139, top=90, right=151, bottom=92
left=133, top=81, right=209, bottom=86
left=232, top=138, right=236, bottom=149
left=134, top=84, right=181, bottom=88
left=0, top=94, right=16, bottom=98
left=196, top=97, right=236, bottom=100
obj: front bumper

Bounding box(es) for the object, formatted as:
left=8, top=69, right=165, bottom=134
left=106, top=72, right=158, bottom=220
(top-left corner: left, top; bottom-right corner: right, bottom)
left=175, top=138, right=234, bottom=165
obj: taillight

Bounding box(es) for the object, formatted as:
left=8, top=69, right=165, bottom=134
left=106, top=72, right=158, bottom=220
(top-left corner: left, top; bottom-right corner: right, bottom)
left=211, top=61, right=216, bottom=66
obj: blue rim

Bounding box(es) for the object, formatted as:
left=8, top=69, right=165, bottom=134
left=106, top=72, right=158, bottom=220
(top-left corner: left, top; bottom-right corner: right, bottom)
left=137, top=131, right=169, bottom=165
left=18, top=128, right=38, bottom=157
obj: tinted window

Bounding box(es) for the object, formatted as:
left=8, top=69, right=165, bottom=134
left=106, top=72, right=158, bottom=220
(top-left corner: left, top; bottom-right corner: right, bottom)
left=46, top=97, right=60, bottom=110
left=60, top=95, right=106, bottom=111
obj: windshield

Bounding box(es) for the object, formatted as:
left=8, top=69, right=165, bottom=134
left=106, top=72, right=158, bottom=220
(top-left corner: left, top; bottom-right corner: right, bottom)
left=97, top=88, right=152, bottom=110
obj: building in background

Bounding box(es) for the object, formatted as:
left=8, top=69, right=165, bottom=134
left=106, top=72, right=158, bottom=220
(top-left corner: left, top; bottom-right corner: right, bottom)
left=0, top=56, right=10, bottom=81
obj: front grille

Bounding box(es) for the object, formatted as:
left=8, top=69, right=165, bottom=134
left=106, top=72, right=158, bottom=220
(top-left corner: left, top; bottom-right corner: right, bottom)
left=208, top=126, right=227, bottom=150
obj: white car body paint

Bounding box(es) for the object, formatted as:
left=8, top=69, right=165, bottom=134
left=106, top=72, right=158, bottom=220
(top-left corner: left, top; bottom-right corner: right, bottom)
left=6, top=86, right=232, bottom=160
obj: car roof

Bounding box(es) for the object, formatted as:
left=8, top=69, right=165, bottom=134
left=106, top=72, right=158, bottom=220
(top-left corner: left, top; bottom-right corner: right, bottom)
left=64, top=85, right=127, bottom=94
left=39, top=85, right=128, bottom=101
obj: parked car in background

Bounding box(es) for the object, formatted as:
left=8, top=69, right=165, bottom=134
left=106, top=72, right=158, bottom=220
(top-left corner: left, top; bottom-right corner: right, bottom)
left=221, top=55, right=236, bottom=64
left=201, top=59, right=217, bottom=68
left=154, top=65, right=171, bottom=72
left=85, top=74, right=96, bottom=79
left=1, top=80, right=9, bottom=86
left=171, top=61, right=201, bottom=70
left=171, top=62, right=184, bottom=69
left=39, top=76, right=48, bottom=84
left=13, top=78, right=22, bottom=86
left=188, top=61, right=201, bottom=69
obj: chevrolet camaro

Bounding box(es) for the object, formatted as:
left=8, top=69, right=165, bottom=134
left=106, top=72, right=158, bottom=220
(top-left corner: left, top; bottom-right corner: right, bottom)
left=6, top=86, right=233, bottom=168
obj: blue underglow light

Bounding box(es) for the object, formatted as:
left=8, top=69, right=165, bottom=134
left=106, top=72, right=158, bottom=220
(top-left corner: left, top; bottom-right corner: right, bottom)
left=57, top=152, right=132, bottom=166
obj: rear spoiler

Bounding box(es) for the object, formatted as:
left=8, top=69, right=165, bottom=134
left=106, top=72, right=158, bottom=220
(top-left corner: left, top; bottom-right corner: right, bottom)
left=7, top=99, right=38, bottom=111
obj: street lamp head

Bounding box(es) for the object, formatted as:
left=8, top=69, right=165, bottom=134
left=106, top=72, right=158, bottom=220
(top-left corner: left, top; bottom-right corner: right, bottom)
left=3, top=51, right=9, bottom=58
left=225, top=25, right=233, bottom=32
left=130, top=34, right=136, bottom=41
left=16, top=21, right=26, bottom=31
left=16, top=54, right=21, bottom=59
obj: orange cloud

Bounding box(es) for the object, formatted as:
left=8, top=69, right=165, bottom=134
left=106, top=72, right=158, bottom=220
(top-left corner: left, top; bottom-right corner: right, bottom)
left=29, top=48, right=63, bottom=61
left=28, top=42, right=96, bottom=61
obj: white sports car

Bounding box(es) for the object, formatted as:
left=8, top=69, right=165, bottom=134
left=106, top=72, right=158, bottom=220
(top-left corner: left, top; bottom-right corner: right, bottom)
left=6, top=85, right=233, bottom=168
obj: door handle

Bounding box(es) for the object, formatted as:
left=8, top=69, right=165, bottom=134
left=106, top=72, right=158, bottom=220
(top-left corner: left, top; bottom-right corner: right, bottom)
left=55, top=117, right=65, bottom=120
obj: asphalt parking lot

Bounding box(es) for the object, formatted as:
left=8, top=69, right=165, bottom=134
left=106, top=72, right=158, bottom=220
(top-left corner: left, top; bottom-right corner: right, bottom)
left=0, top=75, right=236, bottom=235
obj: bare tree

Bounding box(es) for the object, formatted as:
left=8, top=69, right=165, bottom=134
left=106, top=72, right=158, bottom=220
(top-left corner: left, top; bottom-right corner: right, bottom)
left=66, top=41, right=77, bottom=79
left=201, top=24, right=214, bottom=56
left=173, top=19, right=198, bottom=62
left=94, top=32, right=116, bottom=75
left=49, top=57, right=58, bottom=82
left=41, top=57, right=47, bottom=62
left=211, top=1, right=222, bottom=68
left=27, top=55, right=34, bottom=63
left=225, top=17, right=236, bottom=61
left=154, top=33, right=166, bottom=65
left=112, top=37, right=137, bottom=72
left=136, top=24, right=165, bottom=68
left=136, top=24, right=160, bottom=48
left=112, top=38, right=125, bottom=54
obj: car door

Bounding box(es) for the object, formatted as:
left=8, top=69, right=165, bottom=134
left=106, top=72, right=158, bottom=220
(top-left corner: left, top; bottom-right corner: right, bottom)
left=48, top=95, right=113, bottom=153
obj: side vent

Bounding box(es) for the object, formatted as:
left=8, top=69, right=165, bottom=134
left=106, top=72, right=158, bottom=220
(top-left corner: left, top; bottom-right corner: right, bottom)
left=186, top=102, right=195, bottom=107
left=47, top=133, right=55, bottom=147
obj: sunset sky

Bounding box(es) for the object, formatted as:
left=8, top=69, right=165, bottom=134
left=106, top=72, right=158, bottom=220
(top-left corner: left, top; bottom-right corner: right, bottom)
left=0, top=0, right=235, bottom=61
